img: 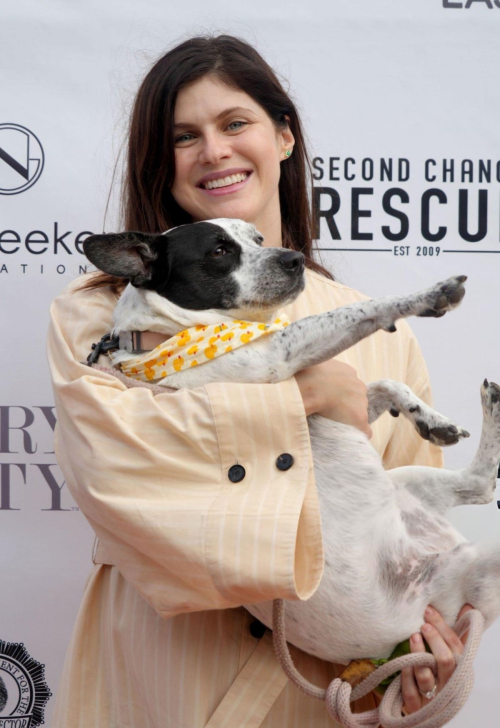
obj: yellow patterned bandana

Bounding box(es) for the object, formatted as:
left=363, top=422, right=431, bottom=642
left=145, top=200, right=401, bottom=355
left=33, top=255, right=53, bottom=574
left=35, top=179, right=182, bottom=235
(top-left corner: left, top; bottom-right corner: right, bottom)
left=109, top=312, right=291, bottom=383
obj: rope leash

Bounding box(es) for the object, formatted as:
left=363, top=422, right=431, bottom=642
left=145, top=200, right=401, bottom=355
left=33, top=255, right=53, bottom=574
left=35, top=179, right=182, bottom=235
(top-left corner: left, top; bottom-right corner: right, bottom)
left=272, top=599, right=484, bottom=727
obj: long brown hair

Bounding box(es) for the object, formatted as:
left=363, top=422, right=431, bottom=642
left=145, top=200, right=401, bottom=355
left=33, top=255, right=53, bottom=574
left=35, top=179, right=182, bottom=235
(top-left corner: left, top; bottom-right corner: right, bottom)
left=77, top=33, right=333, bottom=296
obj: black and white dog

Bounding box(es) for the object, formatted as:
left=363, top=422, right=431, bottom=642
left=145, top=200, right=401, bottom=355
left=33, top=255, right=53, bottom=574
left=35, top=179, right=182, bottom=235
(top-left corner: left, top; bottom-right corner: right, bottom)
left=83, top=218, right=500, bottom=664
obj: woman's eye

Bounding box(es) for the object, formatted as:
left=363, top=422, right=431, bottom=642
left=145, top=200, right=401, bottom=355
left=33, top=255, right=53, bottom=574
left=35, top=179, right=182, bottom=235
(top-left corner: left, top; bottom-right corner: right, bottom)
left=175, top=120, right=247, bottom=143
left=227, top=120, right=246, bottom=131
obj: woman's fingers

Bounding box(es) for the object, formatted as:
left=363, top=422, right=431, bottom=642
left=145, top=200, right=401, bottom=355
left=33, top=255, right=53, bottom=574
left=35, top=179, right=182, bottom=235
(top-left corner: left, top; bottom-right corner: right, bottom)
left=421, top=605, right=467, bottom=686
left=402, top=630, right=436, bottom=714
left=401, top=644, right=422, bottom=715
left=410, top=632, right=436, bottom=697
left=401, top=604, right=475, bottom=715
left=420, top=622, right=455, bottom=687
left=424, top=604, right=472, bottom=652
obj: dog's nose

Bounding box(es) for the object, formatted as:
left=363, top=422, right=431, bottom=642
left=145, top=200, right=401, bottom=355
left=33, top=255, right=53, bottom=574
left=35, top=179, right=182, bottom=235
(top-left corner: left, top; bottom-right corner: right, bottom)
left=279, top=250, right=304, bottom=273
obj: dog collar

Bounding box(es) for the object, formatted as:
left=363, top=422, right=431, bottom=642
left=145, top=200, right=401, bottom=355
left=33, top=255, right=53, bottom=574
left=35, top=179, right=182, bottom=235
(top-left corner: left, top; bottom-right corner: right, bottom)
left=105, top=312, right=291, bottom=382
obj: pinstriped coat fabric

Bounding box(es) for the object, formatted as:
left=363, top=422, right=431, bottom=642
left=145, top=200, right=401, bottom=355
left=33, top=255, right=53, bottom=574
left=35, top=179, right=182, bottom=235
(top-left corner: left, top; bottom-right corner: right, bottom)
left=46, top=267, right=443, bottom=727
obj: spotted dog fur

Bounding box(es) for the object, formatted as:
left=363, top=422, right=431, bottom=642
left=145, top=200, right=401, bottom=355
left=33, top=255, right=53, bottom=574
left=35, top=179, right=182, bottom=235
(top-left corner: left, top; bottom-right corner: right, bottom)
left=83, top=218, right=500, bottom=663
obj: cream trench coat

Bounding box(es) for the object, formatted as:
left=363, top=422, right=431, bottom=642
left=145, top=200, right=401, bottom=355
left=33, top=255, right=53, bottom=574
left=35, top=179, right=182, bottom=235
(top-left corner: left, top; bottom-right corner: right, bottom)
left=47, top=266, right=443, bottom=728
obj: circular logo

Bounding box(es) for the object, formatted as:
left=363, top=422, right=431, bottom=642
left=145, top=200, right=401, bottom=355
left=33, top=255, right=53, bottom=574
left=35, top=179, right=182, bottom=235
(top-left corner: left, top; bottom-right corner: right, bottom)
left=0, top=640, right=51, bottom=727
left=0, top=124, right=45, bottom=195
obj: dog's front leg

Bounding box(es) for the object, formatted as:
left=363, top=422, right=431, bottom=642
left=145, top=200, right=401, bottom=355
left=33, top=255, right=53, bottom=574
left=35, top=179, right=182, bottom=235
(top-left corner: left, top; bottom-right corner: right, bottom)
left=263, top=275, right=467, bottom=381
left=159, top=275, right=466, bottom=390
left=367, top=379, right=470, bottom=446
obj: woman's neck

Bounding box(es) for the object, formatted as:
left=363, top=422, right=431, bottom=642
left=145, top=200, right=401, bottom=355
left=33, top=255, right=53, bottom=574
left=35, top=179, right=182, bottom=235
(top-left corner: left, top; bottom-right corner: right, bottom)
left=251, top=197, right=283, bottom=249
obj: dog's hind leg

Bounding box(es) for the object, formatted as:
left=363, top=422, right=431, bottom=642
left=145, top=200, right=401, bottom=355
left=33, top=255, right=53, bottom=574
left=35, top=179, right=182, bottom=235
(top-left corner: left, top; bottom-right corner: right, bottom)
left=387, top=380, right=500, bottom=516
left=426, top=540, right=500, bottom=631
left=367, top=379, right=470, bottom=446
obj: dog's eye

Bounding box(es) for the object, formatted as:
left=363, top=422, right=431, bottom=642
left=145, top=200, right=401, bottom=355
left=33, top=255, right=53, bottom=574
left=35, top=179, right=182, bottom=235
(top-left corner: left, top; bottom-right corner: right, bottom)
left=211, top=246, right=227, bottom=257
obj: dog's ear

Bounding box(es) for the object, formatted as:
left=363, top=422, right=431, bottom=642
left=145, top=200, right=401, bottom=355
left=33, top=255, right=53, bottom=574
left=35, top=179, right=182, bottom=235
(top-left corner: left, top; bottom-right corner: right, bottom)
left=83, top=231, right=164, bottom=286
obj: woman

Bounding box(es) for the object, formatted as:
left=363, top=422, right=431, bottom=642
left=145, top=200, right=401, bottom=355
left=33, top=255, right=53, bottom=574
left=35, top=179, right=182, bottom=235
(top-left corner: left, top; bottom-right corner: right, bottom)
left=47, top=34, right=473, bottom=726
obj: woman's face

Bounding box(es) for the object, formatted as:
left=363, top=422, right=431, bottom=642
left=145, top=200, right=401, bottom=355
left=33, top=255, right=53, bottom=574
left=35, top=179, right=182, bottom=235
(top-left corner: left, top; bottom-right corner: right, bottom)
left=170, top=75, right=294, bottom=246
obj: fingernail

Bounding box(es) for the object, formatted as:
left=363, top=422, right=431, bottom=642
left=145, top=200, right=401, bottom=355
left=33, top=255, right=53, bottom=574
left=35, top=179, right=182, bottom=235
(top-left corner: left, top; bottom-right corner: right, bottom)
left=422, top=623, right=433, bottom=633
left=425, top=606, right=434, bottom=617
left=411, top=633, right=422, bottom=644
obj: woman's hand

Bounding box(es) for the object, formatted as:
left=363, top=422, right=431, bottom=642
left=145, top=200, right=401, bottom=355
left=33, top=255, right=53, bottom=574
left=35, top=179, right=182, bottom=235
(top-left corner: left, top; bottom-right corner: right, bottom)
left=295, top=360, right=373, bottom=439
left=401, top=603, right=475, bottom=715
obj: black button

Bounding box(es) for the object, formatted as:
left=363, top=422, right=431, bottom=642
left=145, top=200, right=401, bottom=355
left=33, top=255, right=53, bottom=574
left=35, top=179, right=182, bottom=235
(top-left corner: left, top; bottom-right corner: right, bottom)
left=249, top=619, right=267, bottom=639
left=228, top=464, right=246, bottom=483
left=276, top=453, right=294, bottom=471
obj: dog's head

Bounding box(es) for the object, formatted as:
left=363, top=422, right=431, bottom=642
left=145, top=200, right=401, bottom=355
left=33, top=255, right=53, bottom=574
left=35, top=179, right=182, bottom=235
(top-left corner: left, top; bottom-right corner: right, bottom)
left=83, top=218, right=305, bottom=330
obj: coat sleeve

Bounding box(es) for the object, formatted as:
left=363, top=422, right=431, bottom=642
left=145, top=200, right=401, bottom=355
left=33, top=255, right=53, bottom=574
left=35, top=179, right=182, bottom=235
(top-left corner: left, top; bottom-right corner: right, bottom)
left=46, top=279, right=324, bottom=619
left=382, top=322, right=444, bottom=471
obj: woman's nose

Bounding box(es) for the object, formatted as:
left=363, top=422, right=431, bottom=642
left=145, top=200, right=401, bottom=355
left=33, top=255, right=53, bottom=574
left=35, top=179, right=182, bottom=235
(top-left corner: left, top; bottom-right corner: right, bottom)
left=198, top=132, right=233, bottom=165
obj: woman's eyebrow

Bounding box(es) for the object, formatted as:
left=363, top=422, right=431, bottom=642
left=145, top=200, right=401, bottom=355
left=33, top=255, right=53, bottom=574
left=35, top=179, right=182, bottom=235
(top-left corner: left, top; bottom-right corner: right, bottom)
left=173, top=106, right=255, bottom=130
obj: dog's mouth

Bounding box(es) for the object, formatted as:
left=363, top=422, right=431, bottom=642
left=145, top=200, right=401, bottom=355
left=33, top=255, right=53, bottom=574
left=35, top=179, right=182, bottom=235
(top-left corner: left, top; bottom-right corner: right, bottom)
left=281, top=274, right=303, bottom=297
left=249, top=274, right=304, bottom=309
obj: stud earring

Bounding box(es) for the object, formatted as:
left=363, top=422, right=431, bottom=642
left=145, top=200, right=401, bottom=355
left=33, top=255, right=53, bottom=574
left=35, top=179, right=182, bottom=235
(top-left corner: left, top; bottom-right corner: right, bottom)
left=285, top=150, right=292, bottom=157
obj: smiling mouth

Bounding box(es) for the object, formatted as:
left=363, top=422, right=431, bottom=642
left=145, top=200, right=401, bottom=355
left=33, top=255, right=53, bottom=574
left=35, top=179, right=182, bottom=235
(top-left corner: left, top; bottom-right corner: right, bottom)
left=197, top=171, right=253, bottom=194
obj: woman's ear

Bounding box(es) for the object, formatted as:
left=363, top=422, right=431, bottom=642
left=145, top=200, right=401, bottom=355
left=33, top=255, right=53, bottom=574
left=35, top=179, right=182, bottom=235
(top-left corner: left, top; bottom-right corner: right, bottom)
left=83, top=231, right=163, bottom=286
left=280, top=114, right=294, bottom=155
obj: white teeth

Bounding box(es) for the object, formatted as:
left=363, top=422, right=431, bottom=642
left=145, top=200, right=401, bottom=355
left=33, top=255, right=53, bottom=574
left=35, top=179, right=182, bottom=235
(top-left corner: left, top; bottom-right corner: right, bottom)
left=202, top=172, right=249, bottom=190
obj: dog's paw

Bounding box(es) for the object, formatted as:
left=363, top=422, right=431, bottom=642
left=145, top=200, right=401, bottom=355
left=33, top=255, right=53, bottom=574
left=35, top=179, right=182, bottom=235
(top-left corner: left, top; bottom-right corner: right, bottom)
left=395, top=401, right=470, bottom=446
left=416, top=275, right=467, bottom=318
left=415, top=419, right=470, bottom=446
left=481, top=379, right=500, bottom=420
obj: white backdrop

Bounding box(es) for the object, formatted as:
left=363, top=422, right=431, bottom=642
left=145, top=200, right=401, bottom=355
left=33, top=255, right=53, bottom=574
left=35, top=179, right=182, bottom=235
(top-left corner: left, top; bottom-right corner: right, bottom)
left=1, top=1, right=499, bottom=725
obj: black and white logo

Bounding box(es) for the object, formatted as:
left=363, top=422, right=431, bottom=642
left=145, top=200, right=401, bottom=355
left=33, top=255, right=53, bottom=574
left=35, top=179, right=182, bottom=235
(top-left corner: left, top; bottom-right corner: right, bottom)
left=0, top=640, right=51, bottom=727
left=0, top=124, right=45, bottom=196
left=443, top=0, right=500, bottom=8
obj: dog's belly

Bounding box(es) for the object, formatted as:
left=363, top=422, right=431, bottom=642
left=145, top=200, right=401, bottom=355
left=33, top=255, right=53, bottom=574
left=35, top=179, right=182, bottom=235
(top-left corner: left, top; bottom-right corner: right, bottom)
left=244, top=415, right=463, bottom=663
